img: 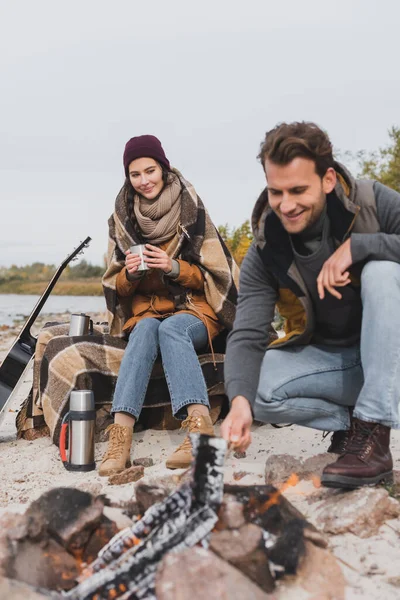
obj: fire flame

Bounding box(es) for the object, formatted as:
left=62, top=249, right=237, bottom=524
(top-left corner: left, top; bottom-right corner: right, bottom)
left=311, top=475, right=321, bottom=488
left=261, top=473, right=300, bottom=512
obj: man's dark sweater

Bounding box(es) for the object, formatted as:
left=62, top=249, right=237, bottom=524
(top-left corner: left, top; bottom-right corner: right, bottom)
left=291, top=207, right=362, bottom=346
left=224, top=182, right=400, bottom=407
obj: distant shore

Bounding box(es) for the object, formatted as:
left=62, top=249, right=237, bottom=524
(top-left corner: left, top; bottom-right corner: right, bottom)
left=0, top=278, right=103, bottom=296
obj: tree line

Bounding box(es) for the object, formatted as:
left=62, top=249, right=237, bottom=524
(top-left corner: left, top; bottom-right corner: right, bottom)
left=0, top=260, right=104, bottom=284
left=2, top=126, right=399, bottom=280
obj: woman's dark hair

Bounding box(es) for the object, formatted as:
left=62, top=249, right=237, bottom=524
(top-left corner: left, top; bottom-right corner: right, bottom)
left=125, top=162, right=170, bottom=238
left=257, top=121, right=334, bottom=179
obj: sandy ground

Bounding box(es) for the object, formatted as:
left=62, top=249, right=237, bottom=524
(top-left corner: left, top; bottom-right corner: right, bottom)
left=1, top=317, right=400, bottom=599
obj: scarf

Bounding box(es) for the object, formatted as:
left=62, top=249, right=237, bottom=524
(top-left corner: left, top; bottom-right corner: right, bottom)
left=102, top=168, right=239, bottom=336
left=133, top=173, right=182, bottom=244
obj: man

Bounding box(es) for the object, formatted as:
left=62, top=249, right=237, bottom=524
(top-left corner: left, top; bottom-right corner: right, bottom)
left=221, top=121, right=400, bottom=489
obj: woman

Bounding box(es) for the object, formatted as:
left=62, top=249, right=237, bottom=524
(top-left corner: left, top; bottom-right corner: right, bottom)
left=100, top=135, right=239, bottom=475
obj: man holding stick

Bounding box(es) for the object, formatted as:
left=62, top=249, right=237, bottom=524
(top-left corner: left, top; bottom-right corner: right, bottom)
left=221, top=121, right=400, bottom=488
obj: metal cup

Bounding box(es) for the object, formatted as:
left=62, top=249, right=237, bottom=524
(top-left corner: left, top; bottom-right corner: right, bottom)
left=69, top=313, right=93, bottom=336
left=130, top=244, right=149, bottom=271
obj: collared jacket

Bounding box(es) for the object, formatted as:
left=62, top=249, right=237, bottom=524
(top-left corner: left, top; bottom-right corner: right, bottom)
left=116, top=240, right=222, bottom=342
left=224, top=162, right=400, bottom=406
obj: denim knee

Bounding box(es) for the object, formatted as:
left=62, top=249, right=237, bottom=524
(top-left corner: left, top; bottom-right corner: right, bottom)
left=361, top=260, right=400, bottom=292
left=129, top=318, right=160, bottom=342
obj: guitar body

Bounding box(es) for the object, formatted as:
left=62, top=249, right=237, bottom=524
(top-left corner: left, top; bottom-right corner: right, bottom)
left=0, top=237, right=91, bottom=415
left=0, top=334, right=36, bottom=411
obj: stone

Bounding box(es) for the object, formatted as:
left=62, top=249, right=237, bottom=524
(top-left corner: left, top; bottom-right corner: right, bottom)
left=265, top=453, right=336, bottom=486
left=82, top=519, right=119, bottom=565
left=315, top=487, right=400, bottom=538
left=210, top=523, right=275, bottom=592
left=300, top=453, right=337, bottom=479
left=24, top=488, right=105, bottom=551
left=265, top=454, right=303, bottom=485
left=108, top=465, right=145, bottom=485
left=388, top=575, right=400, bottom=587
left=135, top=482, right=170, bottom=514
left=156, top=546, right=276, bottom=599
left=132, top=457, right=154, bottom=468
left=103, top=506, right=133, bottom=530
left=234, top=450, right=247, bottom=459
left=0, top=512, right=27, bottom=575
left=233, top=470, right=250, bottom=481
left=216, top=494, right=246, bottom=529
left=276, top=540, right=345, bottom=600
left=9, top=537, right=79, bottom=590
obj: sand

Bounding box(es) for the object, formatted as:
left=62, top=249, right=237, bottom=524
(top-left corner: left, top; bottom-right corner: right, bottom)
left=1, top=316, right=400, bottom=599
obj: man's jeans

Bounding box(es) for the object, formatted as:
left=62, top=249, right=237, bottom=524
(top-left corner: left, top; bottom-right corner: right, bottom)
left=253, top=261, right=400, bottom=431
left=112, top=314, right=210, bottom=420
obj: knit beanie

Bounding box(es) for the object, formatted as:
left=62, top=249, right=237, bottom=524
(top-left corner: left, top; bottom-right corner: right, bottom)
left=123, top=135, right=170, bottom=176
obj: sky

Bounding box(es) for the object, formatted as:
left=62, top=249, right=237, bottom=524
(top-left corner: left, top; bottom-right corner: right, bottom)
left=0, top=0, right=399, bottom=267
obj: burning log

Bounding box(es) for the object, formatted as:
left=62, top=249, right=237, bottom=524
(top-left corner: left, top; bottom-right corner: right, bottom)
left=64, top=436, right=328, bottom=600
left=65, top=435, right=226, bottom=600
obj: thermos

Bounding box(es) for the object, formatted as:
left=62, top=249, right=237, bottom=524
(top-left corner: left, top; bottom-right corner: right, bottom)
left=69, top=313, right=94, bottom=336
left=59, top=390, right=96, bottom=471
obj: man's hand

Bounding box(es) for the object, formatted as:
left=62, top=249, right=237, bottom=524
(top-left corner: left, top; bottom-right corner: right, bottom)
left=220, top=396, right=253, bottom=451
left=317, top=238, right=352, bottom=300
left=143, top=244, right=173, bottom=273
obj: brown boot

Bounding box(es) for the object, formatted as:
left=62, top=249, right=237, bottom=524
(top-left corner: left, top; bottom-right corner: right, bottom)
left=326, top=406, right=353, bottom=454
left=326, top=429, right=351, bottom=454
left=98, top=423, right=133, bottom=477
left=166, top=412, right=214, bottom=470
left=321, top=418, right=393, bottom=489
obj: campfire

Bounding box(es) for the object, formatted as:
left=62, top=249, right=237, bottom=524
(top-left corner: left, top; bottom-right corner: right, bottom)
left=0, top=435, right=344, bottom=599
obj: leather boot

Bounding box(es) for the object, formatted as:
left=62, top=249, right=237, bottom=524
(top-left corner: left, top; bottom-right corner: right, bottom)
left=321, top=418, right=393, bottom=489
left=166, top=411, right=214, bottom=469
left=326, top=406, right=353, bottom=454
left=99, top=423, right=133, bottom=476
left=327, top=429, right=351, bottom=454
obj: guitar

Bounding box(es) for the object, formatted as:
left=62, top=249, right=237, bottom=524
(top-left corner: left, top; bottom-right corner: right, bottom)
left=0, top=237, right=92, bottom=414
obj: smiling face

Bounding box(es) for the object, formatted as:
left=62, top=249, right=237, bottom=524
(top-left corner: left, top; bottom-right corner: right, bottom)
left=128, top=157, right=164, bottom=200
left=264, top=157, right=336, bottom=234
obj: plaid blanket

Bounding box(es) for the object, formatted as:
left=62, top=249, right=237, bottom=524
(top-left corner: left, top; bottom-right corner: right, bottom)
left=103, top=169, right=239, bottom=336
left=17, top=323, right=226, bottom=444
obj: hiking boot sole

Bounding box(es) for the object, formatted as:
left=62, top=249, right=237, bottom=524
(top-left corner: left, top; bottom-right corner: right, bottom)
left=321, top=470, right=393, bottom=489
left=98, top=460, right=131, bottom=477
left=165, top=460, right=191, bottom=470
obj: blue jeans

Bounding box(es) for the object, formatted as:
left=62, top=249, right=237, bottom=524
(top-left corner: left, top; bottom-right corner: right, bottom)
left=112, top=314, right=210, bottom=420
left=253, top=261, right=400, bottom=430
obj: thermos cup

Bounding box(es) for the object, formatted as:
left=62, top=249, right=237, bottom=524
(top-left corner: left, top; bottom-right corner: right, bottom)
left=59, top=390, right=96, bottom=471
left=129, top=244, right=150, bottom=271
left=69, top=313, right=94, bottom=336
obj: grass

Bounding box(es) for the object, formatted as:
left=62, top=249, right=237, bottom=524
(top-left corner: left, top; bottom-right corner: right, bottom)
left=0, top=278, right=103, bottom=296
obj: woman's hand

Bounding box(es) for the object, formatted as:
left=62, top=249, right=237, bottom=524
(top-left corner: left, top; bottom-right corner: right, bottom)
left=125, top=250, right=142, bottom=274
left=143, top=244, right=173, bottom=273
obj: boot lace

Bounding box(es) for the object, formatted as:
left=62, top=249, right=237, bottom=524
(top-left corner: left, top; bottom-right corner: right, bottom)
left=345, top=421, right=379, bottom=460
left=103, top=424, right=127, bottom=460
left=174, top=414, right=204, bottom=453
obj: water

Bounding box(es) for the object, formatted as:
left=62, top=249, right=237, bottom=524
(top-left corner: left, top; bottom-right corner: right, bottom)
left=0, top=294, right=107, bottom=326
